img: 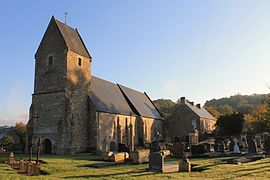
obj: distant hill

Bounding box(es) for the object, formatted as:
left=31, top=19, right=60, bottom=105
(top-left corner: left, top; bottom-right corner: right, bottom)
left=204, top=94, right=269, bottom=115
left=153, top=99, right=176, bottom=118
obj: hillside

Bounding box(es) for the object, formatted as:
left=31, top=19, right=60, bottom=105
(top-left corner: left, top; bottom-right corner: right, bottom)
left=153, top=99, right=176, bottom=118
left=204, top=94, right=269, bottom=115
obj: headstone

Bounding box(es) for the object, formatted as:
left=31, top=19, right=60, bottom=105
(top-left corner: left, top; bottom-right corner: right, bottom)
left=8, top=152, right=15, bottom=164
left=255, top=135, right=263, bottom=149
left=191, top=144, right=207, bottom=154
left=18, top=160, right=26, bottom=173
left=238, top=135, right=248, bottom=152
left=247, top=138, right=258, bottom=154
left=130, top=149, right=150, bottom=164
left=264, top=136, right=270, bottom=154
left=232, top=138, right=240, bottom=153
left=109, top=142, right=117, bottom=151
left=214, top=141, right=225, bottom=153
left=27, top=162, right=33, bottom=176
left=179, top=158, right=191, bottom=172
left=149, top=152, right=164, bottom=172
left=173, top=142, right=185, bottom=157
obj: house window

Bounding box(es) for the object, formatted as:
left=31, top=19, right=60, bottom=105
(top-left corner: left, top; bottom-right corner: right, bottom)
left=48, top=56, right=53, bottom=66
left=192, top=119, right=197, bottom=130
left=78, top=58, right=82, bottom=66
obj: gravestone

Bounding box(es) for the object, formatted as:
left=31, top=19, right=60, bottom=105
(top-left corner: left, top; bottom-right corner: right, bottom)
left=238, top=135, right=248, bottom=152
left=148, top=152, right=179, bottom=173
left=214, top=141, right=225, bottom=153
left=264, top=136, right=270, bottom=154
left=191, top=144, right=207, bottom=154
left=18, top=160, right=26, bottom=173
left=8, top=152, right=15, bottom=164
left=255, top=135, right=263, bottom=149
left=149, top=152, right=164, bottom=172
left=232, top=138, right=240, bottom=154
left=247, top=138, right=258, bottom=154
left=109, top=142, right=117, bottom=151
left=179, top=158, right=191, bottom=172
left=173, top=142, right=185, bottom=157
left=130, top=149, right=150, bottom=164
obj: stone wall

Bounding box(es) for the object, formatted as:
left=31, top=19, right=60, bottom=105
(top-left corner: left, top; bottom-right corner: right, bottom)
left=31, top=92, right=69, bottom=154
left=166, top=104, right=200, bottom=141
left=34, top=18, right=67, bottom=94
left=65, top=50, right=91, bottom=154
left=141, top=117, right=163, bottom=143
left=96, top=112, right=137, bottom=152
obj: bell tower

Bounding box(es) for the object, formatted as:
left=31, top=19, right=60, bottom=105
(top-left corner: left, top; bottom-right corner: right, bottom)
left=28, top=16, right=92, bottom=154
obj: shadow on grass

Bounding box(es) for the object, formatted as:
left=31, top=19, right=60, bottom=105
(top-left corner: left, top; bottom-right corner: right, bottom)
left=63, top=169, right=155, bottom=179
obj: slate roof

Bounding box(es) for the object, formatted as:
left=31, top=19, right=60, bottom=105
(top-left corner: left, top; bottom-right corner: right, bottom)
left=54, top=17, right=91, bottom=59
left=185, top=102, right=216, bottom=120
left=89, top=76, right=134, bottom=116
left=118, top=84, right=163, bottom=119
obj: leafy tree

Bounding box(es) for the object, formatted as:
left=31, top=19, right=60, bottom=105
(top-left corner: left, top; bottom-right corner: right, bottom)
left=205, top=106, right=221, bottom=119
left=215, top=113, right=245, bottom=135
left=153, top=99, right=176, bottom=118
left=12, top=122, right=26, bottom=153
left=1, top=135, right=15, bottom=145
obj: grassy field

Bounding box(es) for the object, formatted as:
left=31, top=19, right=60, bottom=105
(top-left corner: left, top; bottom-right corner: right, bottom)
left=1, top=152, right=270, bottom=180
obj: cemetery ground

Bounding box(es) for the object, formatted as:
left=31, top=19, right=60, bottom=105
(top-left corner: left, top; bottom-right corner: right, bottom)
left=0, top=153, right=270, bottom=179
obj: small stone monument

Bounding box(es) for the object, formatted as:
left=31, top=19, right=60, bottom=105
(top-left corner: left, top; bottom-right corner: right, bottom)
left=264, top=135, right=270, bottom=154
left=149, top=152, right=164, bottom=172
left=232, top=138, right=240, bottom=154
left=247, top=138, right=258, bottom=154
left=179, top=158, right=191, bottom=172
left=173, top=142, right=186, bottom=157
left=8, top=152, right=15, bottom=164
left=18, top=159, right=26, bottom=173
left=214, top=140, right=225, bottom=153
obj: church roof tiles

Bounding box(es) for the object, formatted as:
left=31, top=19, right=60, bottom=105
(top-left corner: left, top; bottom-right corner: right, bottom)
left=89, top=76, right=162, bottom=119
left=54, top=17, right=91, bottom=59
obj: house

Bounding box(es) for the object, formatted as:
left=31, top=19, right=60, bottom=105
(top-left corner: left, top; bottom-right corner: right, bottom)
left=166, top=97, right=216, bottom=142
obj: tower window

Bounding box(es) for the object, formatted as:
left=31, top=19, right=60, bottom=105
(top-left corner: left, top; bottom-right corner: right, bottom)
left=48, top=56, right=53, bottom=66
left=78, top=58, right=82, bottom=66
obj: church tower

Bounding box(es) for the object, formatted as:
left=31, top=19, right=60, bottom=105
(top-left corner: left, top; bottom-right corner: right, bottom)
left=27, top=16, right=92, bottom=154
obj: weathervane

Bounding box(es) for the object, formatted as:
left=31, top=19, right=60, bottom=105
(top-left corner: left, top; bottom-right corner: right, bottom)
left=64, top=12, right=69, bottom=24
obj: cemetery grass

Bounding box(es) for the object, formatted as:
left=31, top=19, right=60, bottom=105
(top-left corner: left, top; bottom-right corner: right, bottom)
left=1, top=153, right=270, bottom=179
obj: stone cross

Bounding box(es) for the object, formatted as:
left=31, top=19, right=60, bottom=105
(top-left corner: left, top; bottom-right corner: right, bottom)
left=34, top=114, right=40, bottom=122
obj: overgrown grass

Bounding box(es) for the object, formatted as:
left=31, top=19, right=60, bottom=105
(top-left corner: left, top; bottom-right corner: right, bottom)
left=1, top=152, right=270, bottom=179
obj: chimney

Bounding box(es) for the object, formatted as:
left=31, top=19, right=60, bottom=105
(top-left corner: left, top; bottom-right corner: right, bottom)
left=180, top=97, right=185, bottom=104
left=190, top=102, right=194, bottom=106
left=196, top=104, right=201, bottom=109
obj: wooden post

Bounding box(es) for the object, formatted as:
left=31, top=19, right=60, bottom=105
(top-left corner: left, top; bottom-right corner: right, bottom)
left=36, top=138, right=41, bottom=164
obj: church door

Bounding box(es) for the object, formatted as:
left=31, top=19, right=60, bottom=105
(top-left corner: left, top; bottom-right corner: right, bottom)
left=43, top=139, right=52, bottom=154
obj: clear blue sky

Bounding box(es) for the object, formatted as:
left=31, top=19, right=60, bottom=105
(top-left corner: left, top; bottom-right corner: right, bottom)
left=1, top=1, right=270, bottom=125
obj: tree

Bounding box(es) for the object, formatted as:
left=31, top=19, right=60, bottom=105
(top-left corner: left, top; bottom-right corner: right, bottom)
left=215, top=113, right=245, bottom=135
left=205, top=106, right=221, bottom=119
left=1, top=134, right=15, bottom=145
left=12, top=122, right=26, bottom=153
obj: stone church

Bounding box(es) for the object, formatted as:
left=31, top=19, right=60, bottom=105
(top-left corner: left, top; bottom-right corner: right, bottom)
left=26, top=16, right=163, bottom=155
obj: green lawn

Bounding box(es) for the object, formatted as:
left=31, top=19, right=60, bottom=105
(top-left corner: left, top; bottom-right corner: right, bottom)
left=0, top=152, right=270, bottom=180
